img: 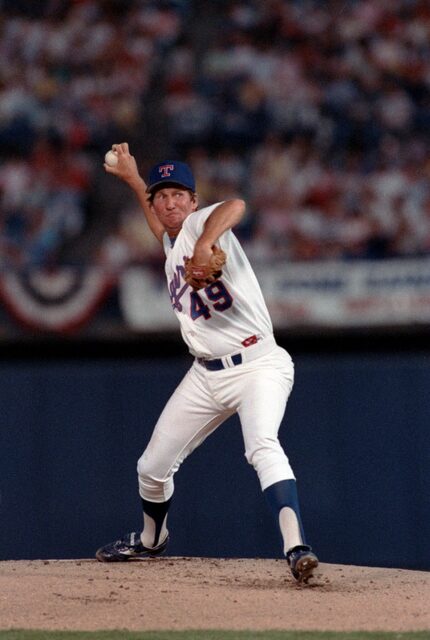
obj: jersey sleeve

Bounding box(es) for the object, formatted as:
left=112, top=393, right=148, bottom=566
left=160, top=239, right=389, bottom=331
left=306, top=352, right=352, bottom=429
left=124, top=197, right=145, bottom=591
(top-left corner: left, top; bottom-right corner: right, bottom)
left=162, top=232, right=171, bottom=255
left=182, top=202, right=227, bottom=242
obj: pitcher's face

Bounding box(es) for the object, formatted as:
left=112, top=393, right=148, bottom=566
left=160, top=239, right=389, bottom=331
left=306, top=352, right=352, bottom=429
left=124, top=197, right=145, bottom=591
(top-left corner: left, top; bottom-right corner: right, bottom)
left=150, top=187, right=198, bottom=237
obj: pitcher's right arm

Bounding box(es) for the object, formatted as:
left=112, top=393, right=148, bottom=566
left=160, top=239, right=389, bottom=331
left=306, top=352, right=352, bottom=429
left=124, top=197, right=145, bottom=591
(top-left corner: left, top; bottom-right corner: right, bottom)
left=104, top=142, right=165, bottom=243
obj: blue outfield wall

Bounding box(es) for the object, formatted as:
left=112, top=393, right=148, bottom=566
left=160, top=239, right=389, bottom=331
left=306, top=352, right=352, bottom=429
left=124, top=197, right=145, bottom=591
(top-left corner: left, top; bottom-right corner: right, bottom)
left=0, top=351, right=429, bottom=569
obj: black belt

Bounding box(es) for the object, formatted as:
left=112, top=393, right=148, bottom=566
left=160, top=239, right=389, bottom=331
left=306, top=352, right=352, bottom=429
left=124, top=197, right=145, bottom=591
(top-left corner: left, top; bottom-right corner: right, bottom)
left=197, top=353, right=242, bottom=371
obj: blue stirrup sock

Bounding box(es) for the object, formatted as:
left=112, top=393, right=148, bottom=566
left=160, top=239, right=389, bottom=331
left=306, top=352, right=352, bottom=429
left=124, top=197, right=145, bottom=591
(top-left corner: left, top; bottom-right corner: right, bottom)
left=263, top=479, right=306, bottom=553
left=141, top=497, right=171, bottom=548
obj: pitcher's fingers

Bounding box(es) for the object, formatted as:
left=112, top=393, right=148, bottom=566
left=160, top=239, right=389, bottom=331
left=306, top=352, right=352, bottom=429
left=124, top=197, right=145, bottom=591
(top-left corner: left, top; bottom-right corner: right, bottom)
left=113, top=142, right=129, bottom=155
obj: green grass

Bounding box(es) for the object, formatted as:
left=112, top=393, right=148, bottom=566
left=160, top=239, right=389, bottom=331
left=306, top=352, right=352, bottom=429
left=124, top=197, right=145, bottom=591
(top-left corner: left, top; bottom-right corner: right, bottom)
left=0, top=631, right=428, bottom=640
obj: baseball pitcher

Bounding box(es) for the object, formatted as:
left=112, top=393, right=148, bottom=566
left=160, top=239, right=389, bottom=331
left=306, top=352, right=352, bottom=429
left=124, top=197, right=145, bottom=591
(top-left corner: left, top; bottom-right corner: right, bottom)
left=96, top=143, right=319, bottom=583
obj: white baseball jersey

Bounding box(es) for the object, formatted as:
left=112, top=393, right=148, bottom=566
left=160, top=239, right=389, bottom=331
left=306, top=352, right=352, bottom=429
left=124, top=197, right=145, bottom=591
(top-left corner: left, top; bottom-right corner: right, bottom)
left=162, top=202, right=274, bottom=358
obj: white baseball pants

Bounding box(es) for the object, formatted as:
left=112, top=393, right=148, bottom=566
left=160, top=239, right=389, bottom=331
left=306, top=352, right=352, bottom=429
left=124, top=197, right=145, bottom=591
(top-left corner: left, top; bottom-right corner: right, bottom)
left=137, top=344, right=295, bottom=502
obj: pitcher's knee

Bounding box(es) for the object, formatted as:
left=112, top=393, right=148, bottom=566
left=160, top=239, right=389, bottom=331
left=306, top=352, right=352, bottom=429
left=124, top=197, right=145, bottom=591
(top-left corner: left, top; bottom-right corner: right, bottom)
left=137, top=453, right=173, bottom=502
left=245, top=437, right=283, bottom=466
left=245, top=438, right=294, bottom=489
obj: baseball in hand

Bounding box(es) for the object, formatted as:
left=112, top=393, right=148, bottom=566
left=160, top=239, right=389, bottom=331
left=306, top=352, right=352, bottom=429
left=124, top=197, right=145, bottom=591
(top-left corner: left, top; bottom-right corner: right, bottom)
left=104, top=150, right=118, bottom=167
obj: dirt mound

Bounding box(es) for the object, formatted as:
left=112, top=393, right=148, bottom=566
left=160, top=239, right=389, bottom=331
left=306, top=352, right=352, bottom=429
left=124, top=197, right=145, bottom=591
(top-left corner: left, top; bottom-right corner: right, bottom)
left=1, top=558, right=429, bottom=631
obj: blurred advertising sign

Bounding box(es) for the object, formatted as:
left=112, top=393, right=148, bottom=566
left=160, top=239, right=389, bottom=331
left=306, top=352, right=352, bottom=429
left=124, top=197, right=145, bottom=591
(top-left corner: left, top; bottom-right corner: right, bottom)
left=3, top=259, right=430, bottom=335
left=120, top=258, right=430, bottom=330
left=259, top=258, right=430, bottom=327
left=119, top=267, right=177, bottom=331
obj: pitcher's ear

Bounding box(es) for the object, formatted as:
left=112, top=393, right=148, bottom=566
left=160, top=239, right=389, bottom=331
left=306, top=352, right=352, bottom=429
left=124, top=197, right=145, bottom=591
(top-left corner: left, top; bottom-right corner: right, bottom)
left=191, top=192, right=199, bottom=211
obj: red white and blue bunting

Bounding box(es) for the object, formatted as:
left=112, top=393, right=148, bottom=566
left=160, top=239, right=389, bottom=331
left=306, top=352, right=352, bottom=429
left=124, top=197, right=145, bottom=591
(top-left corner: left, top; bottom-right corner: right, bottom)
left=0, top=267, right=115, bottom=333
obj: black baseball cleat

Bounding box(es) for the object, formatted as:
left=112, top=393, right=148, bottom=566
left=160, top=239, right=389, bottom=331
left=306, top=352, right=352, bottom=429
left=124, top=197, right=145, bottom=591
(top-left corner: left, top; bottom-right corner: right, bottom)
left=286, top=544, right=319, bottom=583
left=95, top=531, right=169, bottom=562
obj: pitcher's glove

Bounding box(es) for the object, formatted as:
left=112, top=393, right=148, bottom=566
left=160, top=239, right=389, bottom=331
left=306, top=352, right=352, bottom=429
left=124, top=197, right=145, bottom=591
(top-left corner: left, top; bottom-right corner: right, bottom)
left=184, top=245, right=227, bottom=291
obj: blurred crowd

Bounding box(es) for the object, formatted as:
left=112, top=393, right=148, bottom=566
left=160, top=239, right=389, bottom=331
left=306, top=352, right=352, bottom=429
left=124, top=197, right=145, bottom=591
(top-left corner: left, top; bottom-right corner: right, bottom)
left=166, top=0, right=430, bottom=262
left=1, top=0, right=430, bottom=270
left=0, top=0, right=187, bottom=268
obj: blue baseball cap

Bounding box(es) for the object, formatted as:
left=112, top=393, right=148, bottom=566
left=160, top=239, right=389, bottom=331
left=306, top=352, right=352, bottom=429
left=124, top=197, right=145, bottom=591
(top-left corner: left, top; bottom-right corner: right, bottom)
left=146, top=160, right=196, bottom=193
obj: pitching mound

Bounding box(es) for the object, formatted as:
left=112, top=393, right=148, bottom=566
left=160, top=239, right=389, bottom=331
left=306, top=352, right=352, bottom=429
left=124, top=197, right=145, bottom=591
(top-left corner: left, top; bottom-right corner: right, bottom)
left=1, top=558, right=429, bottom=632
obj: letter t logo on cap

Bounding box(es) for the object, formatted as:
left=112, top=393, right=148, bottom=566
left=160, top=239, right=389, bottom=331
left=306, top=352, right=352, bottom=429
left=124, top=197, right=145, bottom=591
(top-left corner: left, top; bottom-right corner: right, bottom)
left=159, top=164, right=174, bottom=178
